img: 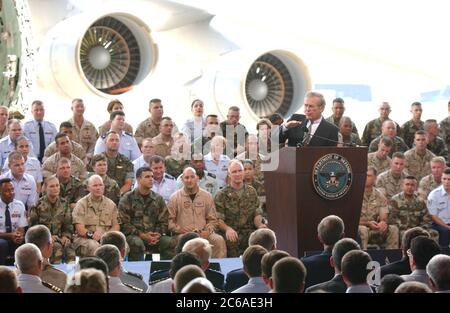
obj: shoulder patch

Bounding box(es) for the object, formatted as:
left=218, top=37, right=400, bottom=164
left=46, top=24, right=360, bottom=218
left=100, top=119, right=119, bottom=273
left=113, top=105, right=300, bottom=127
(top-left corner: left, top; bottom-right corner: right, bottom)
left=164, top=173, right=175, bottom=180
left=123, top=282, right=143, bottom=292
left=125, top=132, right=133, bottom=137
left=42, top=280, right=63, bottom=293
left=206, top=172, right=216, bottom=179
left=148, top=277, right=170, bottom=286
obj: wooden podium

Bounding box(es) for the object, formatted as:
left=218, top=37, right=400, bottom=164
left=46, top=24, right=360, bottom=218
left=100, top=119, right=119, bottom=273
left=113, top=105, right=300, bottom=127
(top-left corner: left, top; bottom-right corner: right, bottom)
left=264, top=146, right=368, bottom=257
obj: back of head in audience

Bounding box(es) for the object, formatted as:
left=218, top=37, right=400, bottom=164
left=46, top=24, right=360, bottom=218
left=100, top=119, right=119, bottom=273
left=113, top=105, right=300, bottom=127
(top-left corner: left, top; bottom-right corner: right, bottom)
left=14, top=243, right=43, bottom=276
left=409, top=236, right=441, bottom=270
left=100, top=231, right=128, bottom=257
left=176, top=232, right=200, bottom=253
left=331, top=238, right=361, bottom=273
left=25, top=225, right=52, bottom=258
left=261, top=250, right=290, bottom=285
left=182, top=238, right=212, bottom=269
left=341, top=250, right=372, bottom=286
left=248, top=228, right=277, bottom=251
left=378, top=274, right=405, bottom=293
left=65, top=268, right=107, bottom=293
left=181, top=277, right=215, bottom=293
left=272, top=257, right=307, bottom=293
left=94, top=244, right=121, bottom=277
left=169, top=252, right=202, bottom=279
left=242, top=245, right=268, bottom=278
left=426, top=254, right=450, bottom=292
left=173, top=264, right=205, bottom=293
left=0, top=266, right=21, bottom=293
left=401, top=227, right=429, bottom=256
left=395, top=281, right=432, bottom=293
left=317, top=215, right=345, bottom=247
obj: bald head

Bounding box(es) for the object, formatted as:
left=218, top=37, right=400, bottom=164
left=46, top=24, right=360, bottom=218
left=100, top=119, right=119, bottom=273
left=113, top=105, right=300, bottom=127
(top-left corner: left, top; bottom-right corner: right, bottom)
left=182, top=166, right=199, bottom=192
left=88, top=174, right=105, bottom=199
left=382, top=120, right=396, bottom=138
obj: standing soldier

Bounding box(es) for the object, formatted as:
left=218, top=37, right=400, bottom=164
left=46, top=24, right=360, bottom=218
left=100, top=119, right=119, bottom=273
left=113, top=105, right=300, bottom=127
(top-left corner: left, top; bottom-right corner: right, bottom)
left=55, top=158, right=85, bottom=210
left=419, top=157, right=446, bottom=201
left=400, top=102, right=424, bottom=148
left=404, top=130, right=436, bottom=181
left=214, top=160, right=266, bottom=257
left=242, top=159, right=266, bottom=215
left=361, top=101, right=401, bottom=147
left=325, top=98, right=359, bottom=137
left=165, top=133, right=190, bottom=178
left=359, top=167, right=399, bottom=249
left=337, top=117, right=361, bottom=147
left=368, top=120, right=408, bottom=157
left=135, top=99, right=173, bottom=145
left=168, top=167, right=227, bottom=258
left=29, top=177, right=75, bottom=263
left=439, top=101, right=450, bottom=153
left=390, top=176, right=438, bottom=242
left=220, top=106, right=249, bottom=158
left=424, top=119, right=449, bottom=161
left=367, top=136, right=393, bottom=174
left=119, top=167, right=173, bottom=260
left=67, top=98, right=99, bottom=161
left=152, top=117, right=176, bottom=158
left=72, top=175, right=120, bottom=257
left=376, top=152, right=407, bottom=200
left=83, top=154, right=120, bottom=205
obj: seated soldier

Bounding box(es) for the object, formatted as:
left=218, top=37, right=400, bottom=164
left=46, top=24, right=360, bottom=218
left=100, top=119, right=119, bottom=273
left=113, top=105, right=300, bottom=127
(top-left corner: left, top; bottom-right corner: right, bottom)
left=242, top=159, right=266, bottom=216
left=119, top=166, right=173, bottom=260
left=359, top=167, right=399, bottom=249
left=54, top=157, right=85, bottom=210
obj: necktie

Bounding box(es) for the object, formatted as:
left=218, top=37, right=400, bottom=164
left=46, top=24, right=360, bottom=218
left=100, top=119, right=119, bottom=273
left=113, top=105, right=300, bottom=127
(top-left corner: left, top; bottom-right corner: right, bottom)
left=5, top=204, right=12, bottom=233
left=38, top=121, right=45, bottom=162
left=303, top=121, right=313, bottom=145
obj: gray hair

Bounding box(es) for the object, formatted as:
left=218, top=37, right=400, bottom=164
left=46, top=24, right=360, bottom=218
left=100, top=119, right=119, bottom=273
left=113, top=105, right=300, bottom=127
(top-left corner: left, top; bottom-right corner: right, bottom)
left=248, top=228, right=277, bottom=251
left=317, top=215, right=345, bottom=246
left=181, top=277, right=215, bottom=293
left=426, top=254, right=450, bottom=291
left=182, top=238, right=212, bottom=265
left=25, top=225, right=52, bottom=250
left=65, top=268, right=107, bottom=293
left=15, top=243, right=42, bottom=273
left=94, top=244, right=121, bottom=274
left=305, top=91, right=326, bottom=108
left=395, top=281, right=432, bottom=293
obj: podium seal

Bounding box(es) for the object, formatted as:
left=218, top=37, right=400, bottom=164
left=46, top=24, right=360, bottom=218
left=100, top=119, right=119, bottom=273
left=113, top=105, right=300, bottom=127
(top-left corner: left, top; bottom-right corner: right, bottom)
left=312, top=153, right=352, bottom=200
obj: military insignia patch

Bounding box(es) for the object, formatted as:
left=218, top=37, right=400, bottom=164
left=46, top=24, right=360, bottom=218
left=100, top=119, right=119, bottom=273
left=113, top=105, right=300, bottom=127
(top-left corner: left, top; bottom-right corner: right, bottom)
left=312, top=153, right=352, bottom=200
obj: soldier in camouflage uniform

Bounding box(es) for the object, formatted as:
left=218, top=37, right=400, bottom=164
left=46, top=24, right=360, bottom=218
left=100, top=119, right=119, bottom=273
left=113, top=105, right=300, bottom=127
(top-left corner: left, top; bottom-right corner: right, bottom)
left=214, top=160, right=266, bottom=257
left=191, top=114, right=222, bottom=156
left=376, top=152, right=407, bottom=200
left=55, top=158, right=85, bottom=210
left=367, top=136, right=392, bottom=174
left=42, top=133, right=87, bottom=180
left=325, top=98, right=359, bottom=138
left=43, top=122, right=86, bottom=164
left=242, top=159, right=266, bottom=216
left=220, top=107, right=249, bottom=158
left=153, top=117, right=175, bottom=158
left=337, top=116, right=362, bottom=147
left=390, top=176, right=439, bottom=242
left=72, top=175, right=120, bottom=257
left=369, top=120, right=409, bottom=157
left=361, top=102, right=401, bottom=147
left=235, top=134, right=269, bottom=184
left=400, top=102, right=424, bottom=148
left=419, top=156, right=446, bottom=201
left=425, top=119, right=449, bottom=161
left=67, top=98, right=99, bottom=160
left=119, top=166, right=173, bottom=260
left=359, top=167, right=399, bottom=249
left=83, top=154, right=120, bottom=204
left=404, top=130, right=436, bottom=181
left=89, top=131, right=134, bottom=194
left=165, top=133, right=191, bottom=178
left=29, top=176, right=75, bottom=263
left=439, top=101, right=450, bottom=153
left=176, top=154, right=219, bottom=196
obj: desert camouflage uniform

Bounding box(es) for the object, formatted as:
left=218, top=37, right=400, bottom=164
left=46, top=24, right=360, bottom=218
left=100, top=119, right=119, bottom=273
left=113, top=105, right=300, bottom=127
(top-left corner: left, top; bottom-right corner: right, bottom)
left=67, top=117, right=99, bottom=156
left=42, top=153, right=87, bottom=180
left=118, top=189, right=173, bottom=260
left=153, top=134, right=173, bottom=158
left=134, top=118, right=161, bottom=145
left=29, top=195, right=75, bottom=263
left=389, top=192, right=439, bottom=242
left=359, top=187, right=399, bottom=249
left=368, top=135, right=409, bottom=157
left=400, top=119, right=424, bottom=148
left=43, top=140, right=86, bottom=163
left=214, top=184, right=262, bottom=257
left=176, top=171, right=219, bottom=197
left=404, top=148, right=435, bottom=181
left=72, top=194, right=120, bottom=257
left=367, top=152, right=391, bottom=175
left=82, top=175, right=120, bottom=205
left=361, top=118, right=400, bottom=147
left=418, top=174, right=441, bottom=201
left=376, top=170, right=406, bottom=200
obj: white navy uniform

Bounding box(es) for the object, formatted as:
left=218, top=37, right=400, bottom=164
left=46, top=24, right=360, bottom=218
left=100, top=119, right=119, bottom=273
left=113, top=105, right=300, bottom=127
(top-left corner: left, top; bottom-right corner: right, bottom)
left=17, top=274, right=58, bottom=293
left=204, top=153, right=230, bottom=188
left=0, top=172, right=38, bottom=208
left=0, top=136, right=36, bottom=168
left=22, top=119, right=57, bottom=158
left=2, top=156, right=43, bottom=184
left=0, top=198, right=28, bottom=232
left=132, top=155, right=150, bottom=177
left=109, top=276, right=142, bottom=293
left=94, top=131, right=141, bottom=161
left=151, top=173, right=177, bottom=204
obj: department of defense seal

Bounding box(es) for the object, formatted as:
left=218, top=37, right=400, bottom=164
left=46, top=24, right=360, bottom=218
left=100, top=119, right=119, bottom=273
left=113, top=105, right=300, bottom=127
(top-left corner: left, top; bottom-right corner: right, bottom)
left=312, top=153, right=352, bottom=200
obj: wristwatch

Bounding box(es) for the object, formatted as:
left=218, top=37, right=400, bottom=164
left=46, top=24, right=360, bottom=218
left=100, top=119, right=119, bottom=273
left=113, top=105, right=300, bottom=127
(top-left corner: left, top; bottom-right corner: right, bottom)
left=86, top=231, right=94, bottom=239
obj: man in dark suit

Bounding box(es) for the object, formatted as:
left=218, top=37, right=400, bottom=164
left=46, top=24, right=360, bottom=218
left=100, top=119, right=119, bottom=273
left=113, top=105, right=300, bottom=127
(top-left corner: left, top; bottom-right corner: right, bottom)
left=301, top=215, right=345, bottom=288
left=380, top=227, right=430, bottom=277
left=306, top=238, right=360, bottom=293
left=279, top=91, right=339, bottom=147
